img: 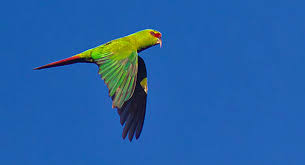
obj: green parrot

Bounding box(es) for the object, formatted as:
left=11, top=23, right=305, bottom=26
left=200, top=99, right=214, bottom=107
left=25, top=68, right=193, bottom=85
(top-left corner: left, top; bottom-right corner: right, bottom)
left=34, top=29, right=162, bottom=141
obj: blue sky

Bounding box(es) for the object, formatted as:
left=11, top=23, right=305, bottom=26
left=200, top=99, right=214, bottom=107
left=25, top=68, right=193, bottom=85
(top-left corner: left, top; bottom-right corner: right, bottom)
left=1, top=0, right=305, bottom=164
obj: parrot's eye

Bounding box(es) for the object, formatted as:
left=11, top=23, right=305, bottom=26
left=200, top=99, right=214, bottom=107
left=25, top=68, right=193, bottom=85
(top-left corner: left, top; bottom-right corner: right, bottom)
left=150, top=31, right=162, bottom=38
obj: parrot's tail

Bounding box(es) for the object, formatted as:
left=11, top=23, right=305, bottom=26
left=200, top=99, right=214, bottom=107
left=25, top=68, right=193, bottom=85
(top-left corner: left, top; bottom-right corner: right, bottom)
left=34, top=54, right=88, bottom=70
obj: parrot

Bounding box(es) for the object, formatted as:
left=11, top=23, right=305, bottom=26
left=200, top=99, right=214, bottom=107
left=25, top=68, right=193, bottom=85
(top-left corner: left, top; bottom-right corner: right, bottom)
left=34, top=29, right=162, bottom=141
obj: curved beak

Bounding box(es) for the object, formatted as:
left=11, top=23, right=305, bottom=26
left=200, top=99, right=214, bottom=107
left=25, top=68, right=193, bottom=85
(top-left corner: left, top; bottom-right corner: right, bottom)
left=157, top=38, right=162, bottom=48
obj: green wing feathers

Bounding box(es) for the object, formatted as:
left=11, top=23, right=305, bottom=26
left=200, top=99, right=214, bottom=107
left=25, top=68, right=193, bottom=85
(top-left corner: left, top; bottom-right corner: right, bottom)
left=117, top=56, right=148, bottom=141
left=94, top=43, right=138, bottom=109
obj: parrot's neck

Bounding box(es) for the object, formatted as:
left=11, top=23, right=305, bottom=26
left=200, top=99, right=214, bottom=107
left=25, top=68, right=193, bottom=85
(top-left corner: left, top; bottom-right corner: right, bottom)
left=137, top=42, right=157, bottom=53
left=128, top=34, right=156, bottom=53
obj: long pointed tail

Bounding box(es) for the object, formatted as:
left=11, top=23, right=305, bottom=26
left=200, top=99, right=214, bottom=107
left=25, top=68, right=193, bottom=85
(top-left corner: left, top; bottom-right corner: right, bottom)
left=34, top=54, right=86, bottom=70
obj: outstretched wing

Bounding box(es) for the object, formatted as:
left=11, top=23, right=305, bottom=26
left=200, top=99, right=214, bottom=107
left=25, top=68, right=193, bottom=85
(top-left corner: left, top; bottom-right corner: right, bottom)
left=117, top=56, right=148, bottom=141
left=94, top=41, right=138, bottom=109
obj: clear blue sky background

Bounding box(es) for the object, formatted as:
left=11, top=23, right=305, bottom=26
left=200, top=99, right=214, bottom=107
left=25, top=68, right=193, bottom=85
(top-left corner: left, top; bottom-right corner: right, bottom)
left=1, top=0, right=305, bottom=164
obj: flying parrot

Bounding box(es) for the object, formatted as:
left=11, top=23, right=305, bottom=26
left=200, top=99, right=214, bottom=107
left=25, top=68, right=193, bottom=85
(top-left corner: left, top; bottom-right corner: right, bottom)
left=34, top=29, right=162, bottom=141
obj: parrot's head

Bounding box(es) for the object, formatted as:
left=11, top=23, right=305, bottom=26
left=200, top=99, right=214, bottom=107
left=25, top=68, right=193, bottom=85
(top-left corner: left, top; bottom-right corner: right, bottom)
left=132, top=29, right=162, bottom=52
left=148, top=29, right=162, bottom=47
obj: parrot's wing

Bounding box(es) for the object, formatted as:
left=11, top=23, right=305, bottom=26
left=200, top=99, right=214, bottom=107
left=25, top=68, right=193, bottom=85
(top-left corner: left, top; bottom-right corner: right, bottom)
left=117, top=56, right=148, bottom=141
left=95, top=42, right=138, bottom=109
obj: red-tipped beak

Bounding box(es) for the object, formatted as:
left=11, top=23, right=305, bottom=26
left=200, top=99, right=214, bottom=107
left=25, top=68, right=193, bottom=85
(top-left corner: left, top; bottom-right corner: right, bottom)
left=157, top=38, right=162, bottom=48
left=34, top=54, right=84, bottom=70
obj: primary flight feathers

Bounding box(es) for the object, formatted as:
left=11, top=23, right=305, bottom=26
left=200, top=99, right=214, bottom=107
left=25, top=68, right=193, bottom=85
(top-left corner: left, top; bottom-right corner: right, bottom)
left=34, top=29, right=162, bottom=141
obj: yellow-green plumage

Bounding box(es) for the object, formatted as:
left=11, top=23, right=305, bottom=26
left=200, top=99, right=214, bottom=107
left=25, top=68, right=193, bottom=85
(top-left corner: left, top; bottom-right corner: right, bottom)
left=34, top=29, right=162, bottom=141
left=78, top=29, right=161, bottom=109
